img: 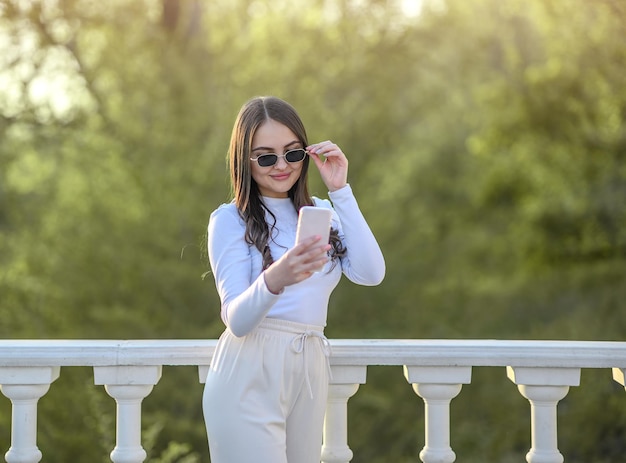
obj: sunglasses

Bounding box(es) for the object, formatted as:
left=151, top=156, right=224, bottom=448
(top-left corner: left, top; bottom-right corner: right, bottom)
left=250, top=148, right=307, bottom=167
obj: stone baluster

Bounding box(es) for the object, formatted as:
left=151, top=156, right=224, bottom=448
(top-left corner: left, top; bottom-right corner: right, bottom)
left=94, top=366, right=162, bottom=463
left=321, top=365, right=367, bottom=463
left=403, top=365, right=472, bottom=463
left=506, top=366, right=581, bottom=463
left=0, top=366, right=60, bottom=463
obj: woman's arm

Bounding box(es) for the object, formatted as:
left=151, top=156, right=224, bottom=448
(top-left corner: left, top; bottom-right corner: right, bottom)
left=307, top=140, right=385, bottom=286
left=208, top=206, right=279, bottom=337
left=328, top=185, right=386, bottom=285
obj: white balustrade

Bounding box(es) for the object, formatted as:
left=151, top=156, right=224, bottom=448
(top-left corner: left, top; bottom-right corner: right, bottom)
left=404, top=366, right=472, bottom=463
left=2, top=339, right=626, bottom=462
left=507, top=367, right=581, bottom=463
left=0, top=366, right=60, bottom=463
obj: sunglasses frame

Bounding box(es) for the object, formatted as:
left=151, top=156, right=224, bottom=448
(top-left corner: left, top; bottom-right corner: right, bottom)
left=250, top=148, right=307, bottom=167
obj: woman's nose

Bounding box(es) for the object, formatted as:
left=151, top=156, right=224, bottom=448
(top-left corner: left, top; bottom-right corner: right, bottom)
left=274, top=156, right=289, bottom=169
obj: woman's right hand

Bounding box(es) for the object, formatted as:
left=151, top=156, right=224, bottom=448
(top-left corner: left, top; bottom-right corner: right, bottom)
left=263, top=236, right=331, bottom=294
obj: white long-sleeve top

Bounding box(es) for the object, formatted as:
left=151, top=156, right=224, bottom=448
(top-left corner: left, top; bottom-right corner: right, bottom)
left=207, top=184, right=385, bottom=337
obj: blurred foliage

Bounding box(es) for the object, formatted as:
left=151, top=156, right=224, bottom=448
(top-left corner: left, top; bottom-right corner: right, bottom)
left=1, top=0, right=625, bottom=461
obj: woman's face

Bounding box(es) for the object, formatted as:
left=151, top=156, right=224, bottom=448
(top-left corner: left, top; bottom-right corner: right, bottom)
left=250, top=119, right=304, bottom=198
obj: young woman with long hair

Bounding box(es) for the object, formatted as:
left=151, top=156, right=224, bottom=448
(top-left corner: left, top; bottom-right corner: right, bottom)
left=203, top=96, right=385, bottom=463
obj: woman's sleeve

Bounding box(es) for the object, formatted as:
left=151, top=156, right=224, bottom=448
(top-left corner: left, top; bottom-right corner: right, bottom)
left=207, top=206, right=280, bottom=337
left=327, top=185, right=386, bottom=285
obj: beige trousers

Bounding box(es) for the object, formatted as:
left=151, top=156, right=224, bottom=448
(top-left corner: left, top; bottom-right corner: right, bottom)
left=203, top=318, right=331, bottom=463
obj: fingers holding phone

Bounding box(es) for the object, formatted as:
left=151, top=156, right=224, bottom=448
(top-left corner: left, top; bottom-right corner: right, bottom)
left=264, top=236, right=329, bottom=294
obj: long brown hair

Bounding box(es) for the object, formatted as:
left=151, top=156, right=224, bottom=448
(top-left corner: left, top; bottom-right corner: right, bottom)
left=229, top=96, right=345, bottom=269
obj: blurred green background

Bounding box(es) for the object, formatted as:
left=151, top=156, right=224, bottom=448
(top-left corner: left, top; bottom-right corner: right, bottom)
left=1, top=0, right=625, bottom=461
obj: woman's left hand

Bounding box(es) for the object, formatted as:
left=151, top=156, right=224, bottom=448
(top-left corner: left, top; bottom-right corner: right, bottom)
left=306, top=140, right=348, bottom=192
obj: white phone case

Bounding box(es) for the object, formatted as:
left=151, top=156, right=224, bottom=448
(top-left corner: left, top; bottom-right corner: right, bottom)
left=295, top=206, right=332, bottom=246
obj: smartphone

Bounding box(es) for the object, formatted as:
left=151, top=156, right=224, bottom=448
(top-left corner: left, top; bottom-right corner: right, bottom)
left=295, top=206, right=332, bottom=271
left=295, top=206, right=332, bottom=245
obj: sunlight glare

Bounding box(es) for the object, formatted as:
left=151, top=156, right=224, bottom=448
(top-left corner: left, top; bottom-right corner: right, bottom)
left=401, top=0, right=423, bottom=17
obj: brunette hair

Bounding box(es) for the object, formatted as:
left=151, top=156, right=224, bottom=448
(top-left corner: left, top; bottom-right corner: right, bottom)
left=228, top=96, right=345, bottom=269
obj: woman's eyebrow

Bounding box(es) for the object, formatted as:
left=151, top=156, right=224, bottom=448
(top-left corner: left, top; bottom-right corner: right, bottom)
left=284, top=140, right=301, bottom=149
left=252, top=140, right=301, bottom=152
left=251, top=146, right=274, bottom=152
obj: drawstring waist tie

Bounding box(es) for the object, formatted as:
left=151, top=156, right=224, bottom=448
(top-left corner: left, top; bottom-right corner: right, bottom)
left=257, top=318, right=332, bottom=398
left=290, top=330, right=332, bottom=398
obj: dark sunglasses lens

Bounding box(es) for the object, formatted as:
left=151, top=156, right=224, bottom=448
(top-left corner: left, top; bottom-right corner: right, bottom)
left=257, top=154, right=278, bottom=167
left=286, top=149, right=306, bottom=163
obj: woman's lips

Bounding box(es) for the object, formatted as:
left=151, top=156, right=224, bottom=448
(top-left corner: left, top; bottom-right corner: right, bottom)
left=271, top=173, right=291, bottom=181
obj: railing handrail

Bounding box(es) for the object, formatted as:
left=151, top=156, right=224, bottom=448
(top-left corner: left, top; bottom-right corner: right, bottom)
left=3, top=339, right=626, bottom=463
left=2, top=338, right=626, bottom=368
left=0, top=339, right=217, bottom=366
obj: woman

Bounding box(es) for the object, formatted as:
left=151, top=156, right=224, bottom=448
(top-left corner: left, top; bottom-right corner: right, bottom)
left=203, top=96, right=385, bottom=463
